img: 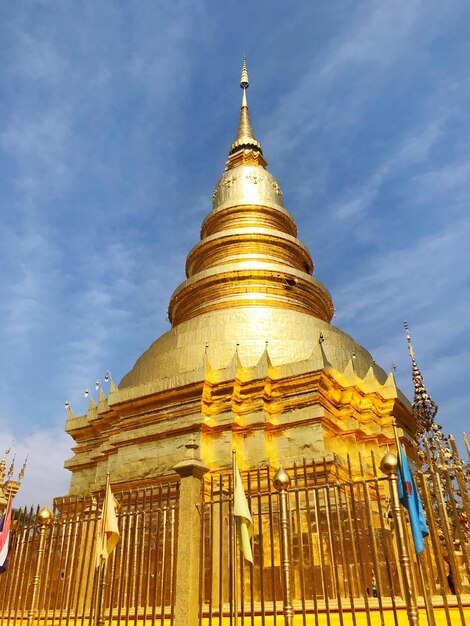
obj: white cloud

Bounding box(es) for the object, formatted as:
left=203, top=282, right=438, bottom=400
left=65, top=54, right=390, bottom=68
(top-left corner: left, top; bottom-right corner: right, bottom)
left=1, top=106, right=75, bottom=201
left=320, top=2, right=422, bottom=77
left=264, top=2, right=430, bottom=158
left=336, top=217, right=470, bottom=327
left=413, top=157, right=470, bottom=204
left=13, top=33, right=68, bottom=83
left=333, top=114, right=447, bottom=219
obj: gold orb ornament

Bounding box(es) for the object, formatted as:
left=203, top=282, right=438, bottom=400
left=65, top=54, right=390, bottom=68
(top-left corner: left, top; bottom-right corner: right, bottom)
left=37, top=506, right=54, bottom=526
left=273, top=465, right=291, bottom=491
left=380, top=452, right=398, bottom=476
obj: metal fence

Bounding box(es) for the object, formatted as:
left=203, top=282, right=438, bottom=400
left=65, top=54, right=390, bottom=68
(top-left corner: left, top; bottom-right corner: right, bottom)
left=0, top=481, right=179, bottom=626
left=0, top=450, right=469, bottom=626
left=199, top=452, right=470, bottom=626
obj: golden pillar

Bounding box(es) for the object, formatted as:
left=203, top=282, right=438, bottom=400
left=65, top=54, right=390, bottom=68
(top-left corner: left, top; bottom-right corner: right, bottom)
left=173, top=438, right=209, bottom=626
left=273, top=466, right=294, bottom=626
left=380, top=452, right=420, bottom=626
left=27, top=506, right=54, bottom=626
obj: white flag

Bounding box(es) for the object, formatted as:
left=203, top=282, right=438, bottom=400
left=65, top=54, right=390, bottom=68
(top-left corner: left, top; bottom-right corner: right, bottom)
left=234, top=462, right=253, bottom=563
left=95, top=481, right=120, bottom=568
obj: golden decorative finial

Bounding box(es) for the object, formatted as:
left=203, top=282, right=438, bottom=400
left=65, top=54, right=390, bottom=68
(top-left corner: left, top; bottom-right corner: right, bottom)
left=273, top=465, right=291, bottom=491
left=18, top=455, right=28, bottom=482
left=37, top=506, right=54, bottom=526
left=404, top=320, right=438, bottom=435
left=464, top=433, right=470, bottom=460
left=7, top=453, right=15, bottom=479
left=0, top=448, right=9, bottom=482
left=240, top=55, right=249, bottom=89
left=228, top=56, right=263, bottom=161
left=64, top=400, right=75, bottom=419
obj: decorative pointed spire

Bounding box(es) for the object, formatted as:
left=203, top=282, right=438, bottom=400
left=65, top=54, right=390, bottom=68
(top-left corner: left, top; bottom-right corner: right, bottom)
left=240, top=55, right=249, bottom=89
left=7, top=453, right=15, bottom=480
left=228, top=57, right=263, bottom=158
left=18, top=455, right=28, bottom=482
left=65, top=400, right=74, bottom=418
left=0, top=450, right=7, bottom=483
left=404, top=320, right=438, bottom=434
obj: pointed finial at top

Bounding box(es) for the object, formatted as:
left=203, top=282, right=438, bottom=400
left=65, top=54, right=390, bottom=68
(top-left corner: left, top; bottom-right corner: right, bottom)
left=403, top=320, right=438, bottom=434
left=404, top=320, right=415, bottom=360
left=227, top=56, right=264, bottom=166
left=7, top=454, right=15, bottom=480
left=404, top=320, right=420, bottom=374
left=18, top=455, right=28, bottom=482
left=240, top=56, right=249, bottom=89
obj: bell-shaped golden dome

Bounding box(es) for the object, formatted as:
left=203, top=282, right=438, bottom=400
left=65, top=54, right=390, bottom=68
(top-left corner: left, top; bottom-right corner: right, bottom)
left=120, top=60, right=378, bottom=389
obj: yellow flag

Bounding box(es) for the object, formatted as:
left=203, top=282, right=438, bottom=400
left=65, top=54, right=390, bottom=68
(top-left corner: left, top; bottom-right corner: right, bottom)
left=95, top=481, right=120, bottom=568
left=234, top=462, right=253, bottom=563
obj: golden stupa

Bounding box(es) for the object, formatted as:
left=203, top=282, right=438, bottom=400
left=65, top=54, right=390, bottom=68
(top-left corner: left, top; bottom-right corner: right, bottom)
left=65, top=59, right=413, bottom=495
left=4, top=61, right=468, bottom=626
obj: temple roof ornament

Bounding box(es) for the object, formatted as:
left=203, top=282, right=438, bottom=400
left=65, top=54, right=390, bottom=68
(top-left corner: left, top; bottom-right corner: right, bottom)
left=228, top=57, right=263, bottom=159
left=0, top=447, right=27, bottom=512
left=404, top=325, right=470, bottom=546
left=404, top=320, right=438, bottom=436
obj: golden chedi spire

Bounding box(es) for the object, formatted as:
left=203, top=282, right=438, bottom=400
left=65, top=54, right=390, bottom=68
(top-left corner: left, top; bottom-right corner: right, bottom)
left=227, top=57, right=264, bottom=167
left=120, top=60, right=380, bottom=389
left=167, top=57, right=333, bottom=328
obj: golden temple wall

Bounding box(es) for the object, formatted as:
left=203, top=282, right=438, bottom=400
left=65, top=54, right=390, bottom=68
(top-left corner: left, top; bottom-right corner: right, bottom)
left=65, top=352, right=412, bottom=496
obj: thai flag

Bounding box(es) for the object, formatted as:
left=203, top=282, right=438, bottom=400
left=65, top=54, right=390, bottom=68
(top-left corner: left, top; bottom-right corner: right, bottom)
left=0, top=501, right=12, bottom=574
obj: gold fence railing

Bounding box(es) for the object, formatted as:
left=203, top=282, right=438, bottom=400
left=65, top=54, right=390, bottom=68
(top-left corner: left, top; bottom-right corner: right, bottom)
left=199, top=452, right=470, bottom=626
left=0, top=451, right=468, bottom=626
left=0, top=480, right=180, bottom=626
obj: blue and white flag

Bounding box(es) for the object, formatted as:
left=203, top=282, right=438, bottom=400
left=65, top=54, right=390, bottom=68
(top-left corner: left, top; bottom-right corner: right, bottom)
left=398, top=444, right=429, bottom=555
left=0, top=501, right=12, bottom=574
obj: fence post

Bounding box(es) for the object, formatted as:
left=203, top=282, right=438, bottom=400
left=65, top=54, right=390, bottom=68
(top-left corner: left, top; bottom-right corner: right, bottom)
left=273, top=465, right=294, bottom=626
left=27, top=506, right=54, bottom=626
left=211, top=481, right=229, bottom=609
left=173, top=437, right=209, bottom=626
left=380, top=452, right=420, bottom=626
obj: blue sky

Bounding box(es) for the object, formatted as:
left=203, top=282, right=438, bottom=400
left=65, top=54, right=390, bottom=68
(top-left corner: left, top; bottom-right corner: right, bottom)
left=1, top=1, right=469, bottom=506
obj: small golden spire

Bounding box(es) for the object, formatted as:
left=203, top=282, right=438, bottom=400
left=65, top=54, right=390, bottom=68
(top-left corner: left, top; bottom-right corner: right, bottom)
left=404, top=320, right=438, bottom=434
left=7, top=454, right=15, bottom=480
left=228, top=56, right=263, bottom=158
left=240, top=55, right=249, bottom=89
left=0, top=448, right=9, bottom=482
left=464, top=432, right=470, bottom=459
left=18, top=455, right=28, bottom=482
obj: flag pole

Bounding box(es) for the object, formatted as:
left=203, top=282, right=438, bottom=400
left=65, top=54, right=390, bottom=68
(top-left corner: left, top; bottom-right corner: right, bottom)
left=232, top=450, right=238, bottom=626
left=3, top=489, right=13, bottom=521
left=393, top=419, right=435, bottom=626
left=95, top=472, right=110, bottom=626
left=380, top=453, right=420, bottom=626
left=392, top=418, right=404, bottom=467
left=392, top=420, right=418, bottom=560
left=0, top=489, right=13, bottom=573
